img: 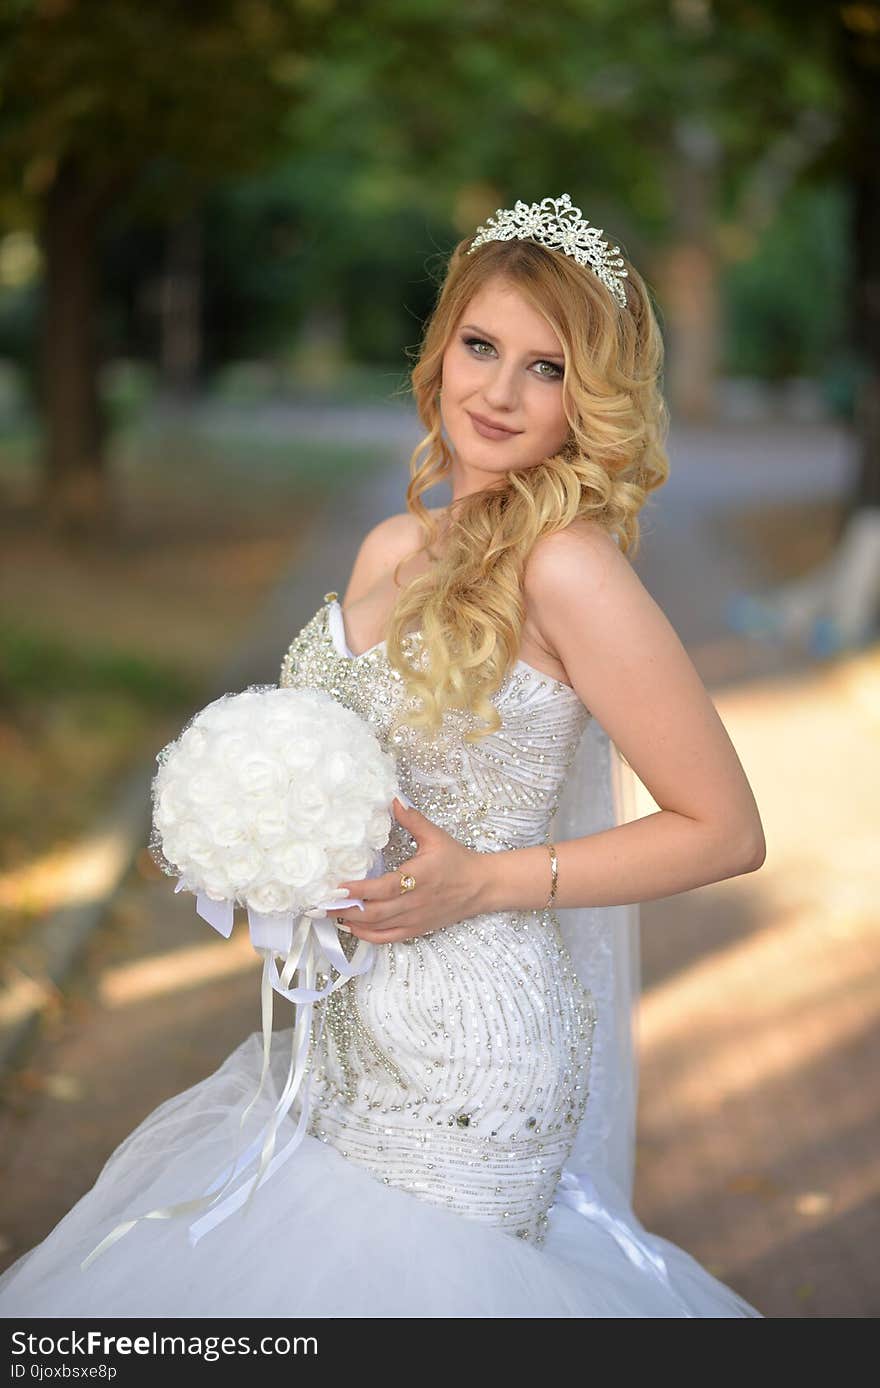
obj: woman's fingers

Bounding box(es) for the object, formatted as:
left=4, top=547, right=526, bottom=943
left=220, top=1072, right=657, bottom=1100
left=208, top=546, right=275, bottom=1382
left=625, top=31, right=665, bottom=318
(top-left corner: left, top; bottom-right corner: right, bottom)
left=337, top=862, right=421, bottom=905
left=336, top=894, right=412, bottom=927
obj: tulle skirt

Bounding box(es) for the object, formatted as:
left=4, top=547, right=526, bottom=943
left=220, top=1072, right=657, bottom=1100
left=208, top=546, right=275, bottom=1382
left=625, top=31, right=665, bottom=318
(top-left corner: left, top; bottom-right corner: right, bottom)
left=0, top=1029, right=763, bottom=1319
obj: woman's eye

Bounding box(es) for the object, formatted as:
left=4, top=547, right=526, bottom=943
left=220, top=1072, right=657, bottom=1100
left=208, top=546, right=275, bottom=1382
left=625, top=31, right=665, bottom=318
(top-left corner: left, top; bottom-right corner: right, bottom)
left=462, top=337, right=562, bottom=379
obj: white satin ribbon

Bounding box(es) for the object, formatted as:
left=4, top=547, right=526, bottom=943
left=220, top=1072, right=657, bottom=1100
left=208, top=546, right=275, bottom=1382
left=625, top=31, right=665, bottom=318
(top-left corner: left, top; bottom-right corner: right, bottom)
left=554, top=1168, right=696, bottom=1316
left=80, top=884, right=375, bottom=1272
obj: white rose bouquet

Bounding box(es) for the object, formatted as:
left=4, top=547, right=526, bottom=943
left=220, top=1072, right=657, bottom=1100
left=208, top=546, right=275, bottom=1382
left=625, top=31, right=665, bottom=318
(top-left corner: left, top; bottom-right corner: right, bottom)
left=82, top=683, right=403, bottom=1271
left=149, top=683, right=399, bottom=939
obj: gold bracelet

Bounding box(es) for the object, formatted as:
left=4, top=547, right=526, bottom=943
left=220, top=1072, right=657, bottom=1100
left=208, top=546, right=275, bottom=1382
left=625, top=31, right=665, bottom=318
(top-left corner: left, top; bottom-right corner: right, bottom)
left=544, top=842, right=558, bottom=908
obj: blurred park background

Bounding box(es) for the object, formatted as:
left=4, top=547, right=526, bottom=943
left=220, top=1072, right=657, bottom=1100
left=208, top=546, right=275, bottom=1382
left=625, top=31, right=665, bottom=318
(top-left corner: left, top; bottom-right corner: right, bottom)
left=0, top=0, right=878, bottom=1318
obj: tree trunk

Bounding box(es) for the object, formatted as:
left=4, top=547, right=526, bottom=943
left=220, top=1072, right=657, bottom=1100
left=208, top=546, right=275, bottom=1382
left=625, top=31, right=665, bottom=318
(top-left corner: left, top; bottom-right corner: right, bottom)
left=38, top=153, right=114, bottom=538
left=837, top=8, right=880, bottom=518
left=290, top=301, right=347, bottom=387
left=158, top=211, right=203, bottom=401
left=658, top=119, right=722, bottom=422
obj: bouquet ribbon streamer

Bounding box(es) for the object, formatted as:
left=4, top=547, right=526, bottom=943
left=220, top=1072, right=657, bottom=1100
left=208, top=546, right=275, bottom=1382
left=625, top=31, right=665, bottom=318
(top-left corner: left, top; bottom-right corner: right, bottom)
left=80, top=887, right=375, bottom=1272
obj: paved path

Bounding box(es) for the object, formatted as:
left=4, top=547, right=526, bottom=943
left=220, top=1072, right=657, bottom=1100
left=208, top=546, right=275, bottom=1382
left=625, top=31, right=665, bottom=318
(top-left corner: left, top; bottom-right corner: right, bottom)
left=1, top=412, right=876, bottom=1318
left=631, top=418, right=878, bottom=1317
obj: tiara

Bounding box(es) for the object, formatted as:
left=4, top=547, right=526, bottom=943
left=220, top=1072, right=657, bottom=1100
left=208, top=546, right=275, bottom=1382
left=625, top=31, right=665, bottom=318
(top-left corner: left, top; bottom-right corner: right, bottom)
left=466, top=193, right=629, bottom=308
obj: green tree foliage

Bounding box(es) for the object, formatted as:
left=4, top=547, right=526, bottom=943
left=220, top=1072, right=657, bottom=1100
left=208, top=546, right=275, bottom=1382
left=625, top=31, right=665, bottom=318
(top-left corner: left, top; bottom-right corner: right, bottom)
left=0, top=0, right=867, bottom=527
left=0, top=0, right=322, bottom=225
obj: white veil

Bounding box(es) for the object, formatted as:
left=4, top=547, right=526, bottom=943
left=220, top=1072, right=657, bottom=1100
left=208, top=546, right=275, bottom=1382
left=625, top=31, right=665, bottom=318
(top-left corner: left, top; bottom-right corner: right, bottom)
left=549, top=718, right=641, bottom=1203
left=548, top=726, right=735, bottom=1317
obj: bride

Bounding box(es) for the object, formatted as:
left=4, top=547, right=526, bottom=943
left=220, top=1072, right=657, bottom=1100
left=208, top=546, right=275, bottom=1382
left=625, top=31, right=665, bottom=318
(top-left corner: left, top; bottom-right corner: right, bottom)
left=0, top=194, right=766, bottom=1318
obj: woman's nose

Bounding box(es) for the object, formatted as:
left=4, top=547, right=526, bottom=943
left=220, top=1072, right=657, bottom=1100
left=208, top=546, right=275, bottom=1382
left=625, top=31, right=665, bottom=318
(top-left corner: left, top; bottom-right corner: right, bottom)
left=482, top=365, right=520, bottom=410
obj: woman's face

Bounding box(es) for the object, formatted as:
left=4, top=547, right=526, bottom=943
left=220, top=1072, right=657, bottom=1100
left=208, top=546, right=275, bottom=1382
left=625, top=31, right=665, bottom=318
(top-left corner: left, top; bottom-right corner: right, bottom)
left=439, top=276, right=570, bottom=498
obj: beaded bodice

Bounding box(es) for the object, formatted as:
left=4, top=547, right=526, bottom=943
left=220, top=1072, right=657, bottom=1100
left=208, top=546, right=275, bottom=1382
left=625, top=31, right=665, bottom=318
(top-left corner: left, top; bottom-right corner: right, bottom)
left=277, top=593, right=598, bottom=1247
left=279, top=594, right=592, bottom=871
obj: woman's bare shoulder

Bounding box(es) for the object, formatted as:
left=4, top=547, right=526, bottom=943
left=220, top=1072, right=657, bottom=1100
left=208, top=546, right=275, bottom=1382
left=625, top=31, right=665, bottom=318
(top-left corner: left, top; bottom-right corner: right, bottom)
left=524, top=517, right=627, bottom=597
left=344, top=508, right=438, bottom=603
left=358, top=507, right=439, bottom=556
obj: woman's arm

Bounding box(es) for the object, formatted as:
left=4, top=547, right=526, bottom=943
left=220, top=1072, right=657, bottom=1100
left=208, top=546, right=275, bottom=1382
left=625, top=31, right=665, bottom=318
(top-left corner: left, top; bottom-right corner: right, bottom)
left=479, top=521, right=766, bottom=914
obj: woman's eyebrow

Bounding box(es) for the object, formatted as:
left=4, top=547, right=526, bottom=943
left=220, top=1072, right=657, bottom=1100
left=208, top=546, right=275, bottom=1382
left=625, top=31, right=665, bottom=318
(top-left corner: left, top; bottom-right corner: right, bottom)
left=459, top=323, right=565, bottom=360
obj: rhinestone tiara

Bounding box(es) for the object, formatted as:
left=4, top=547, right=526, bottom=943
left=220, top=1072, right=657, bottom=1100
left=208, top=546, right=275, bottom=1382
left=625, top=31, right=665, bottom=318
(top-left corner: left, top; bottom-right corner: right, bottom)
left=466, top=193, right=629, bottom=308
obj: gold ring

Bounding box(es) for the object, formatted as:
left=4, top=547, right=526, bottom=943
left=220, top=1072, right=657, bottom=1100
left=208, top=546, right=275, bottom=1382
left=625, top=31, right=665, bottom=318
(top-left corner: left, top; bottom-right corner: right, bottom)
left=399, top=873, right=416, bottom=893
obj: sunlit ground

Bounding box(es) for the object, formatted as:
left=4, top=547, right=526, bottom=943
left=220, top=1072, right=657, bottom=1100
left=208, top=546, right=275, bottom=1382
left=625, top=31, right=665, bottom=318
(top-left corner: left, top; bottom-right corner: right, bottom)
left=635, top=639, right=880, bottom=1315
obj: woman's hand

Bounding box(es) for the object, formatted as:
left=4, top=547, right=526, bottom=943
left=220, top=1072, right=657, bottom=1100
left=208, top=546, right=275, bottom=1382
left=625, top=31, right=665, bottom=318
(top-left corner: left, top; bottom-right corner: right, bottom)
left=332, top=798, right=490, bottom=943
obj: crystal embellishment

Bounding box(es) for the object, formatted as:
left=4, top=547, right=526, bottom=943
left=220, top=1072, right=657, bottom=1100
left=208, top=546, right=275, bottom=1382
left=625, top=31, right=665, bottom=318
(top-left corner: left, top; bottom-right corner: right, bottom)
left=277, top=596, right=598, bottom=1247
left=467, top=193, right=629, bottom=308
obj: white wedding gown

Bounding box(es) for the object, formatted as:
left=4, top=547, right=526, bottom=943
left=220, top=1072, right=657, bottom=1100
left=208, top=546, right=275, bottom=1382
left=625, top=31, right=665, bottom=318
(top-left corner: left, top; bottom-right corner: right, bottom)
left=0, top=595, right=763, bottom=1318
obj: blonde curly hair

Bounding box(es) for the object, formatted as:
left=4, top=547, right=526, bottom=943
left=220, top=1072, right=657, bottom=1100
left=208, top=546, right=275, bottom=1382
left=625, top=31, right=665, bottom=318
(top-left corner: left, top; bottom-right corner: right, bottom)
left=385, top=231, right=670, bottom=744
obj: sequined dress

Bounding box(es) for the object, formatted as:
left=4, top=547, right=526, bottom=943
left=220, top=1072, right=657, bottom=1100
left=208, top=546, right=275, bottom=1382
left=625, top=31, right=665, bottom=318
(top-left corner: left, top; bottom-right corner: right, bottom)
left=0, top=595, right=763, bottom=1318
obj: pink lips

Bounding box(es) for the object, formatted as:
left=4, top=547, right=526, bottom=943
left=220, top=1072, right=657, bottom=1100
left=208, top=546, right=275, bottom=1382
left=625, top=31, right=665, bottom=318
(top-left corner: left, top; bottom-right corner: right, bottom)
left=468, top=411, right=522, bottom=441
